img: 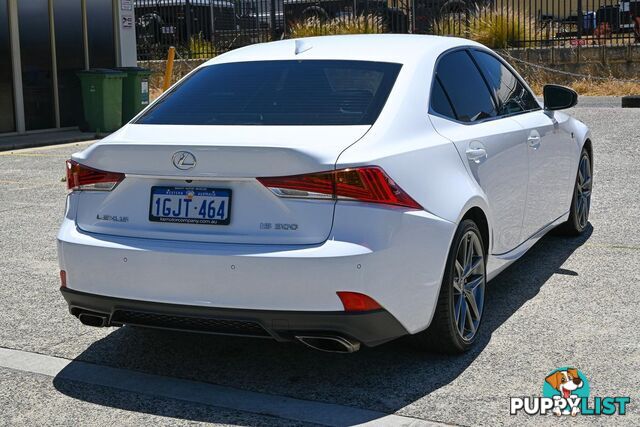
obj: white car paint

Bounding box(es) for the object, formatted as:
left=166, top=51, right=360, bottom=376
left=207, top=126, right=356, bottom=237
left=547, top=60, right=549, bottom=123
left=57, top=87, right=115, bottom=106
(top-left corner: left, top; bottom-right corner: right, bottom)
left=57, top=34, right=590, bottom=341
left=513, top=110, right=578, bottom=239
left=429, top=114, right=529, bottom=254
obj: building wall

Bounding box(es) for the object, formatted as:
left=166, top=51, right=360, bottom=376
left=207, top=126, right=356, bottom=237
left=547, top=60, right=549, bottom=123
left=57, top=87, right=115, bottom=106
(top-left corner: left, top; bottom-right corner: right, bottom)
left=0, top=0, right=136, bottom=137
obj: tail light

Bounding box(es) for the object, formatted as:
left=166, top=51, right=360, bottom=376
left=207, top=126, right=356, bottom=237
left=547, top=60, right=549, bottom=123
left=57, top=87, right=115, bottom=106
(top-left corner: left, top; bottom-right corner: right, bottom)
left=257, top=166, right=422, bottom=209
left=66, top=160, right=124, bottom=191
left=337, top=292, right=383, bottom=312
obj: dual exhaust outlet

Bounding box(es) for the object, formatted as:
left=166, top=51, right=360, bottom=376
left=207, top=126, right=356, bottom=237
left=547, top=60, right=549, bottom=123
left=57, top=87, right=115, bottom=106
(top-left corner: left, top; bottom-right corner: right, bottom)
left=78, top=312, right=108, bottom=328
left=77, top=312, right=361, bottom=353
left=295, top=335, right=361, bottom=353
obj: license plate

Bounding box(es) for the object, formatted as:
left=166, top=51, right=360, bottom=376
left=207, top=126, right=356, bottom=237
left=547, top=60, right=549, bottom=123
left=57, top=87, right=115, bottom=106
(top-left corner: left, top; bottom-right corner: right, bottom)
left=149, top=187, right=231, bottom=225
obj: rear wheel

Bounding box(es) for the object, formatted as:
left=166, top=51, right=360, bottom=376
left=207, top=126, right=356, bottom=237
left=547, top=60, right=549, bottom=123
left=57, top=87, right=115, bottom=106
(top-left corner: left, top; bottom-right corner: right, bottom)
left=557, top=149, right=592, bottom=235
left=413, top=219, right=486, bottom=353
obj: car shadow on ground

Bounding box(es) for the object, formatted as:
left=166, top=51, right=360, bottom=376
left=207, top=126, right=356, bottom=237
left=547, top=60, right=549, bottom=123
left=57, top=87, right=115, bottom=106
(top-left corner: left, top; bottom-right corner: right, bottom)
left=53, top=225, right=592, bottom=424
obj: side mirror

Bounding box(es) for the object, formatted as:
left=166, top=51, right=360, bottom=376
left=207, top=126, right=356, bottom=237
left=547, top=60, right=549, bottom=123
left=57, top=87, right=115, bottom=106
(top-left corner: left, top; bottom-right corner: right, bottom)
left=543, top=85, right=578, bottom=110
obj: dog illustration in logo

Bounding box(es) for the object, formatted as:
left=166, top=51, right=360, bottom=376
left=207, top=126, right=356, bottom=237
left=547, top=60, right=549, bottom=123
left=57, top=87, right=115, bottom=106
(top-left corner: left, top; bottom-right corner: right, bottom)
left=545, top=368, right=584, bottom=416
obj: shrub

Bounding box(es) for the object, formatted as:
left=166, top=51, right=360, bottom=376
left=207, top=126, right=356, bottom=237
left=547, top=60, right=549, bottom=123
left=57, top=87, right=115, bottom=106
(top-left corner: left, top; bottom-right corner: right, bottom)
left=189, top=34, right=214, bottom=59
left=434, top=6, right=538, bottom=49
left=288, top=14, right=384, bottom=38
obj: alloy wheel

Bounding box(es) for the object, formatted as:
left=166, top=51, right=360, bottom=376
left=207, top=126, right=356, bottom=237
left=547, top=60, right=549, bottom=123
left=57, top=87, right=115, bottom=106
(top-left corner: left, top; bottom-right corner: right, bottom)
left=452, top=230, right=485, bottom=342
left=575, top=154, right=592, bottom=230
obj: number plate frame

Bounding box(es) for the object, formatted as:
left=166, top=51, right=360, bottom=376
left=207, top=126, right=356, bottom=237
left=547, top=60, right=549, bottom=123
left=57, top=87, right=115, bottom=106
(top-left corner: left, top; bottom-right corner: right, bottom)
left=148, top=186, right=232, bottom=225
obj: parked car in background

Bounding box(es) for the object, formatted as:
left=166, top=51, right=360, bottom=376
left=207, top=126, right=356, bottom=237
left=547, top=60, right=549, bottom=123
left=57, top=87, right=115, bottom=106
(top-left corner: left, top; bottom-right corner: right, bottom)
left=283, top=0, right=408, bottom=33
left=135, top=0, right=238, bottom=58
left=237, top=0, right=285, bottom=36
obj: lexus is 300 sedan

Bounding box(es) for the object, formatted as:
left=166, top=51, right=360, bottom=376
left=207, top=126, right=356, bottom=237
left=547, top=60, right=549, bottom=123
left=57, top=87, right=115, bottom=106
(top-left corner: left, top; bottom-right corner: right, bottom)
left=58, top=35, right=592, bottom=353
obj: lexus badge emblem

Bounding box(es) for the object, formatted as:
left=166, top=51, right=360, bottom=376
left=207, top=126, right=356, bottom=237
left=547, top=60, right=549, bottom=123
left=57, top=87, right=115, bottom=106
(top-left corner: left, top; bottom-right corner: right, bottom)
left=172, top=151, right=197, bottom=170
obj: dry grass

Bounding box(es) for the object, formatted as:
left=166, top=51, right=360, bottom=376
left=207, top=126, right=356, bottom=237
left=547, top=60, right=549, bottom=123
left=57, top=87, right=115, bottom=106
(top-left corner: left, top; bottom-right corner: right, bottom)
left=568, top=79, right=640, bottom=96
left=526, top=77, right=640, bottom=97
left=510, top=61, right=640, bottom=96
left=288, top=14, right=384, bottom=38
left=150, top=87, right=164, bottom=102
left=435, top=6, right=539, bottom=49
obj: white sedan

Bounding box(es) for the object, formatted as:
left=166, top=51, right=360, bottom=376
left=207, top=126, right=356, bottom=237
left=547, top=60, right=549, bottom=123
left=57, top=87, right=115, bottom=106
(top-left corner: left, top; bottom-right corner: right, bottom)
left=58, top=35, right=592, bottom=353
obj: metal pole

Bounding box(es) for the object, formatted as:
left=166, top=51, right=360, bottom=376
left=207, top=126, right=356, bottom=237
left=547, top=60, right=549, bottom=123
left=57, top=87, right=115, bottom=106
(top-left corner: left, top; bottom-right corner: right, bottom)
left=113, top=0, right=122, bottom=67
left=185, top=0, right=193, bottom=57
left=209, top=0, right=215, bottom=55
left=48, top=0, right=60, bottom=128
left=81, top=0, right=90, bottom=70
left=7, top=0, right=25, bottom=133
left=577, top=0, right=583, bottom=39
left=270, top=0, right=277, bottom=41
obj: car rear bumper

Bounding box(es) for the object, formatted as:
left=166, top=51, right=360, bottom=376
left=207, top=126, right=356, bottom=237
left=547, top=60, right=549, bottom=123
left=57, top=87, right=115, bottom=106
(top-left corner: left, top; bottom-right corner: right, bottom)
left=60, top=287, right=409, bottom=347
left=58, top=202, right=456, bottom=334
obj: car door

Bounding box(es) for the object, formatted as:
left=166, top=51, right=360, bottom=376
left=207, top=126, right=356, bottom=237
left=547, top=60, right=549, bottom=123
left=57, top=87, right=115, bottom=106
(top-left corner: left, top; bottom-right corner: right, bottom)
left=428, top=49, right=529, bottom=255
left=469, top=49, right=576, bottom=239
left=512, top=111, right=576, bottom=239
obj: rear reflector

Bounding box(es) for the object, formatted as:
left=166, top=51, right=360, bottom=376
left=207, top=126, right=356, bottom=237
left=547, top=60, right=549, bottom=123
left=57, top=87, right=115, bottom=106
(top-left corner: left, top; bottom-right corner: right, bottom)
left=257, top=166, right=422, bottom=209
left=337, top=292, right=383, bottom=312
left=66, top=160, right=124, bottom=191
left=59, top=270, right=67, bottom=288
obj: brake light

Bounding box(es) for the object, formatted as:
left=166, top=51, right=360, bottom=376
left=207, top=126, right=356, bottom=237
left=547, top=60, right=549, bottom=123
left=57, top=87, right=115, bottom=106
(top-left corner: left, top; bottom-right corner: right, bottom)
left=337, top=292, right=383, bottom=312
left=257, top=166, right=422, bottom=209
left=66, top=160, right=124, bottom=191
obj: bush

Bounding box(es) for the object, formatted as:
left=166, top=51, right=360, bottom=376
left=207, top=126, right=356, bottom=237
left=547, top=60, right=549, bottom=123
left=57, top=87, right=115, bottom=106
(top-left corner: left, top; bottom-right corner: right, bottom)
left=288, top=14, right=384, bottom=38
left=189, top=34, right=214, bottom=59
left=435, top=6, right=538, bottom=49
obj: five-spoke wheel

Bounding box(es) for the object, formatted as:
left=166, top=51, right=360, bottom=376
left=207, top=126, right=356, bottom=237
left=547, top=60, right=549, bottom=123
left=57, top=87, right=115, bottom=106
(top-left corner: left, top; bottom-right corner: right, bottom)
left=414, top=219, right=486, bottom=353
left=452, top=230, right=485, bottom=342
left=558, top=148, right=592, bottom=235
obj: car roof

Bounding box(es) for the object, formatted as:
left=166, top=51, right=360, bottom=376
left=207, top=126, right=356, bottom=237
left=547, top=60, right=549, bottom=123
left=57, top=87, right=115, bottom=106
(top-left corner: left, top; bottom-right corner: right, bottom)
left=204, top=34, right=484, bottom=66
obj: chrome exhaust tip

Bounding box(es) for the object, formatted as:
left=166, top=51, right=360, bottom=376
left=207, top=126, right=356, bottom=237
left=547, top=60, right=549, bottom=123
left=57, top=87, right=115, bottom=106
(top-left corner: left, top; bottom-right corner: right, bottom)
left=295, top=335, right=361, bottom=353
left=78, top=313, right=108, bottom=327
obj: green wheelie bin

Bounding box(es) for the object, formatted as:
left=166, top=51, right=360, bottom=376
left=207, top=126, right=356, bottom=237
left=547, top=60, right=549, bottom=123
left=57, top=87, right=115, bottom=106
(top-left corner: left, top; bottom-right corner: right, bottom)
left=115, top=67, right=152, bottom=123
left=77, top=69, right=126, bottom=133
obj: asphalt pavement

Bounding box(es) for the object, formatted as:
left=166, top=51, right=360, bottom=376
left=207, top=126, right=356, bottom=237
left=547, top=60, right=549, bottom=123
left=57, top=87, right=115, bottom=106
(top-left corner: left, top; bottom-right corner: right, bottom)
left=0, top=97, right=638, bottom=426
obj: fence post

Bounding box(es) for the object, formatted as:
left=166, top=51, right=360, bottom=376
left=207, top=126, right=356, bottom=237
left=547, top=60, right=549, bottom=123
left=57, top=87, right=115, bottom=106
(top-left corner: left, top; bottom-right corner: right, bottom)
left=577, top=0, right=583, bottom=40
left=270, top=0, right=277, bottom=41
left=185, top=0, right=193, bottom=57
left=209, top=1, right=216, bottom=55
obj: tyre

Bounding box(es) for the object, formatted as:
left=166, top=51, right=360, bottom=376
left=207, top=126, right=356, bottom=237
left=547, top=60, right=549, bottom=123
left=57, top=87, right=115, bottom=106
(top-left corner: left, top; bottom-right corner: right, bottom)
left=557, top=149, right=592, bottom=235
left=413, top=219, right=486, bottom=353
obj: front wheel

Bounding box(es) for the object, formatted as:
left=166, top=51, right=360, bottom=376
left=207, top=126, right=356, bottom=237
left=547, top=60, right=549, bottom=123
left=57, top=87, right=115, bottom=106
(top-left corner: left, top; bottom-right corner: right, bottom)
left=557, top=148, right=592, bottom=235
left=413, top=219, right=486, bottom=353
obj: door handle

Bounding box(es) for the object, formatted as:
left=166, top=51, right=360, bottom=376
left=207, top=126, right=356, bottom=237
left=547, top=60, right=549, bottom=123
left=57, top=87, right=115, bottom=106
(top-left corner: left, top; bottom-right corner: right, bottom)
left=527, top=135, right=541, bottom=149
left=466, top=143, right=487, bottom=164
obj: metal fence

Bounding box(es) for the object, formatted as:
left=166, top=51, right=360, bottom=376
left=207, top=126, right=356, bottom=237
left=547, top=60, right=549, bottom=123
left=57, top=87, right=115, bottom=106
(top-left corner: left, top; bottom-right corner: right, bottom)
left=135, top=0, right=640, bottom=59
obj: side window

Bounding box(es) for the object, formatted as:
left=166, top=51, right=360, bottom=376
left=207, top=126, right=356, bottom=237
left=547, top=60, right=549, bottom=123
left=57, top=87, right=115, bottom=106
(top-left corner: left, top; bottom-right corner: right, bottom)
left=431, top=78, right=456, bottom=119
left=432, top=50, right=497, bottom=123
left=471, top=50, right=540, bottom=116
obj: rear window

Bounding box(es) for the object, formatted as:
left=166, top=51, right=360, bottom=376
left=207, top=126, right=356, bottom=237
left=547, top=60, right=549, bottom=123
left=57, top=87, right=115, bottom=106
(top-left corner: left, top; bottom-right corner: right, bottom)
left=136, top=60, right=402, bottom=126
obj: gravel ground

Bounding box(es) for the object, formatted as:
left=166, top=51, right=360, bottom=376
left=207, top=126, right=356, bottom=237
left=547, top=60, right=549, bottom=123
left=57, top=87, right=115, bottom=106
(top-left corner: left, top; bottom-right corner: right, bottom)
left=0, top=97, right=637, bottom=426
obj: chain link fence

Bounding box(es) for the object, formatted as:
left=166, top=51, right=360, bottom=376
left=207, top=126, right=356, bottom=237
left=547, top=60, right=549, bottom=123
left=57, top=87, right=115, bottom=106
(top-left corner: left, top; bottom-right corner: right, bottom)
left=135, top=0, right=640, bottom=60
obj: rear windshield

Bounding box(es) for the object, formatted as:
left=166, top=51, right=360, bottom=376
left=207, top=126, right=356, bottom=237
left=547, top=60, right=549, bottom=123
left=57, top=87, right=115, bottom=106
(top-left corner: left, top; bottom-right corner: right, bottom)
left=136, top=60, right=402, bottom=126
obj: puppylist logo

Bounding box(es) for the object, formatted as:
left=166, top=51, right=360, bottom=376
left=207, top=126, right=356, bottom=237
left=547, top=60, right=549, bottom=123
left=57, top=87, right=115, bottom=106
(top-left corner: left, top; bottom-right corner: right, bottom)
left=510, top=367, right=630, bottom=416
